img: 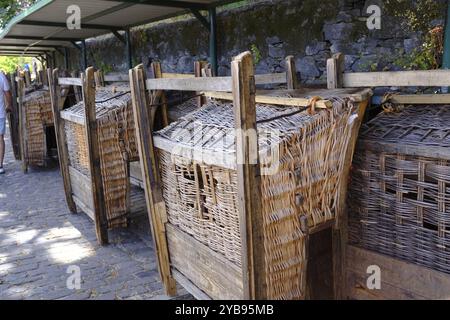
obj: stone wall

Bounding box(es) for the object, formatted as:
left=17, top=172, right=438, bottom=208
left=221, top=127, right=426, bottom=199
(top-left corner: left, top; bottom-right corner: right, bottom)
left=63, top=0, right=445, bottom=85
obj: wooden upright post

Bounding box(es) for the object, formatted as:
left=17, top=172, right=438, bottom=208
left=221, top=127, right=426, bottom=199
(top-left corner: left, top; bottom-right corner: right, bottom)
left=48, top=68, right=77, bottom=214
left=327, top=52, right=352, bottom=299
left=151, top=62, right=169, bottom=127
left=327, top=53, right=345, bottom=89
left=24, top=70, right=31, bottom=87
left=285, top=56, right=298, bottom=90
left=194, top=61, right=208, bottom=107
left=71, top=71, right=82, bottom=102
left=129, top=64, right=177, bottom=296
left=82, top=67, right=109, bottom=245
left=17, top=77, right=28, bottom=173
left=8, top=72, right=20, bottom=160
left=232, top=51, right=265, bottom=299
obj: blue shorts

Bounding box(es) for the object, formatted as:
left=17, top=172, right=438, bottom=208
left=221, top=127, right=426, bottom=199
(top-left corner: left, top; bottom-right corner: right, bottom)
left=0, top=118, right=5, bottom=135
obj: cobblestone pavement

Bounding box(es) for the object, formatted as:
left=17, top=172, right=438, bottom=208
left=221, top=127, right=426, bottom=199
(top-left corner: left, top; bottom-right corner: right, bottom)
left=0, top=123, right=191, bottom=300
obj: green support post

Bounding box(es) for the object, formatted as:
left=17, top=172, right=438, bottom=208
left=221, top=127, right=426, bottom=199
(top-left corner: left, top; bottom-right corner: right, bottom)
left=209, top=7, right=218, bottom=76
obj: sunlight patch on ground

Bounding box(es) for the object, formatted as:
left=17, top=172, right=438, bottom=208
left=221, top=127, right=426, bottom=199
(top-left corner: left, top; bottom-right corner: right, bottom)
left=0, top=263, right=15, bottom=276
left=10, top=229, right=39, bottom=245
left=37, top=227, right=83, bottom=244
left=47, top=241, right=94, bottom=264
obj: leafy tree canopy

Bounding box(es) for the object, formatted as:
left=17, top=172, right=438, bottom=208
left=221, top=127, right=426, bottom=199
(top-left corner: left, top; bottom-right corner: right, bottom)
left=0, top=0, right=36, bottom=28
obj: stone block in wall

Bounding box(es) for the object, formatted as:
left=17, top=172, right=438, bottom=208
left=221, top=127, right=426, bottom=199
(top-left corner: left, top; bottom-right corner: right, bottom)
left=351, top=54, right=377, bottom=72
left=177, top=56, right=194, bottom=73
left=344, top=55, right=357, bottom=71
left=324, top=22, right=353, bottom=41
left=404, top=36, right=422, bottom=55
left=296, top=56, right=320, bottom=80
left=305, top=40, right=328, bottom=56
left=268, top=42, right=285, bottom=59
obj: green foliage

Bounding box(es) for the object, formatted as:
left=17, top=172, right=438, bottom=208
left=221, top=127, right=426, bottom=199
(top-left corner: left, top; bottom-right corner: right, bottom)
left=384, top=0, right=443, bottom=32
left=250, top=44, right=262, bottom=65
left=0, top=56, right=31, bottom=74
left=0, top=0, right=37, bottom=28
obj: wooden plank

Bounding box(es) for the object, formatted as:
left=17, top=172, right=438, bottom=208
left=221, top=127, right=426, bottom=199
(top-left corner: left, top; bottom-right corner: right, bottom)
left=232, top=51, right=265, bottom=300
left=167, top=224, right=243, bottom=300
left=68, top=166, right=93, bottom=215
left=151, top=62, right=169, bottom=127
left=343, top=69, right=450, bottom=87
left=129, top=64, right=176, bottom=296
left=59, top=77, right=82, bottom=87
left=327, top=53, right=344, bottom=89
left=254, top=72, right=287, bottom=85
left=161, top=73, right=195, bottom=79
left=347, top=245, right=450, bottom=299
left=172, top=270, right=212, bottom=300
left=72, top=195, right=95, bottom=221
left=104, top=73, right=129, bottom=82
left=82, top=67, right=108, bottom=245
left=195, top=61, right=207, bottom=108
left=8, top=72, right=20, bottom=160
left=48, top=68, right=77, bottom=213
left=71, top=71, right=82, bottom=102
left=332, top=98, right=369, bottom=299
left=17, top=77, right=28, bottom=173
left=129, top=161, right=144, bottom=188
left=346, top=270, right=425, bottom=300
left=388, top=93, right=450, bottom=104
left=24, top=70, right=31, bottom=87
left=285, top=56, right=298, bottom=90
left=203, top=91, right=332, bottom=109
left=145, top=76, right=232, bottom=92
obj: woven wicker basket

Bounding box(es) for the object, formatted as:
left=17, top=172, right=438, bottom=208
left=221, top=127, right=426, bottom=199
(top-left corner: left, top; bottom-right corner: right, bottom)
left=22, top=87, right=53, bottom=166
left=61, top=87, right=138, bottom=228
left=155, top=96, right=358, bottom=299
left=349, top=104, right=450, bottom=274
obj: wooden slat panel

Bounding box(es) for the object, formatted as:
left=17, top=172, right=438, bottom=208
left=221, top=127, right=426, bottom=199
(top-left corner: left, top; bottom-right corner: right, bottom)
left=203, top=91, right=331, bottom=109
left=129, top=161, right=144, bottom=188
left=167, top=224, right=243, bottom=300
left=69, top=166, right=93, bottom=214
left=254, top=72, right=286, bottom=85
left=389, top=93, right=450, bottom=104
left=172, top=270, right=212, bottom=300
left=58, top=77, right=82, bottom=87
left=145, top=77, right=232, bottom=92
left=343, top=70, right=450, bottom=87
left=73, top=196, right=95, bottom=221
left=48, top=68, right=77, bottom=213
left=161, top=73, right=195, bottom=79
left=346, top=245, right=450, bottom=299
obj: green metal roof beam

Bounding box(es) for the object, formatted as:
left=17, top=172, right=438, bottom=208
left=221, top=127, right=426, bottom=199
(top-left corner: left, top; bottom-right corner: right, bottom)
left=106, top=0, right=209, bottom=10
left=5, top=35, right=82, bottom=41
left=0, top=44, right=58, bottom=49
left=17, top=20, right=122, bottom=31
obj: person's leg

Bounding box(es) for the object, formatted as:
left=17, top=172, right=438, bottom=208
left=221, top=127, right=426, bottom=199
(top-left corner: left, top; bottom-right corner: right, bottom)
left=0, top=134, right=4, bottom=168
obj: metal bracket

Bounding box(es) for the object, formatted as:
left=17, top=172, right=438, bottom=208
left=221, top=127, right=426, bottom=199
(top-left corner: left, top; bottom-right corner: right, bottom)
left=190, top=9, right=209, bottom=30
left=71, top=41, right=81, bottom=51
left=112, top=30, right=126, bottom=44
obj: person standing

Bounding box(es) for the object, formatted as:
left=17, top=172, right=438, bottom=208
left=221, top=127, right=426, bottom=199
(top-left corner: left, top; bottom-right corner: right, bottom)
left=0, top=71, right=12, bottom=174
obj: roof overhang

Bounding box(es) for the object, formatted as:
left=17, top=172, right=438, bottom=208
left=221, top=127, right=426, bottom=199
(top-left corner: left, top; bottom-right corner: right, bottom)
left=0, top=0, right=235, bottom=56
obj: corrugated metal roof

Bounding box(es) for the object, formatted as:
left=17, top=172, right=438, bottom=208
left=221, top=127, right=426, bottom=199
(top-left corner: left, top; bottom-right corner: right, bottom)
left=0, top=0, right=233, bottom=56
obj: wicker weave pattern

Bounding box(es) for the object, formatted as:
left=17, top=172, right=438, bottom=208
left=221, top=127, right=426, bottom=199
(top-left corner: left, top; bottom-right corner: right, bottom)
left=62, top=88, right=137, bottom=228
left=23, top=89, right=52, bottom=166
left=157, top=97, right=356, bottom=299
left=349, top=105, right=450, bottom=274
